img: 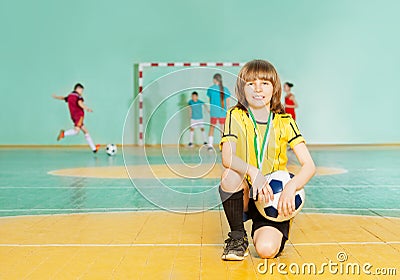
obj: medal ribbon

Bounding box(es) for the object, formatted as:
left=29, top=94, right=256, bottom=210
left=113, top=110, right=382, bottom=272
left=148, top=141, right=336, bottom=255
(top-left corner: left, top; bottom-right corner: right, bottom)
left=248, top=110, right=272, bottom=170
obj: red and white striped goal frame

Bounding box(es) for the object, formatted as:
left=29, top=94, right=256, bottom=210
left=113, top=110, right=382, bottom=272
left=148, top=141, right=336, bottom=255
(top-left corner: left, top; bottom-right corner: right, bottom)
left=135, top=62, right=245, bottom=145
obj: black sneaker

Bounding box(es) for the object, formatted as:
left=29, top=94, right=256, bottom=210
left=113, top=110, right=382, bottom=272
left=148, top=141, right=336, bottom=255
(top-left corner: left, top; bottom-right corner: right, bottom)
left=221, top=232, right=249, bottom=261
left=188, top=142, right=193, bottom=148
left=203, top=142, right=208, bottom=145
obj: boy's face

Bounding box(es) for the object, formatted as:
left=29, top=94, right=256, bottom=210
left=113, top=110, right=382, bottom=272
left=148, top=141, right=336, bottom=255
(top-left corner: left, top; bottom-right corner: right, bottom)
left=76, top=87, right=84, bottom=95
left=244, top=79, right=273, bottom=109
left=192, top=94, right=198, bottom=101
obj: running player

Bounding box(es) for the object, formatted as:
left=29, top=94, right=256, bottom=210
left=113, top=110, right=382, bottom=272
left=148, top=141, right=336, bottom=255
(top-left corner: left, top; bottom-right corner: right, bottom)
left=52, top=83, right=100, bottom=153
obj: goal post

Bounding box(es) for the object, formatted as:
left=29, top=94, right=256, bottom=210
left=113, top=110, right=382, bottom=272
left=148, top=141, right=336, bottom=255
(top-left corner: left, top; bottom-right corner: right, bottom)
left=133, top=62, right=244, bottom=145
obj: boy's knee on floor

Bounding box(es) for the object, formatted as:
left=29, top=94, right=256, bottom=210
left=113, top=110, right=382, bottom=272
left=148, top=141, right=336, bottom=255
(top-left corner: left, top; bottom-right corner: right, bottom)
left=255, top=241, right=280, bottom=259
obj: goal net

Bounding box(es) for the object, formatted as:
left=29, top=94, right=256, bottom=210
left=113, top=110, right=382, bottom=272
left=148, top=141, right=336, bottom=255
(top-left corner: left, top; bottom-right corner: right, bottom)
left=125, top=62, right=243, bottom=146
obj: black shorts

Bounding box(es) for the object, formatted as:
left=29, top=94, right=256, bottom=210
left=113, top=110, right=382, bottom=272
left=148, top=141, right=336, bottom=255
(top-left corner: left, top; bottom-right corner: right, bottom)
left=248, top=198, right=290, bottom=256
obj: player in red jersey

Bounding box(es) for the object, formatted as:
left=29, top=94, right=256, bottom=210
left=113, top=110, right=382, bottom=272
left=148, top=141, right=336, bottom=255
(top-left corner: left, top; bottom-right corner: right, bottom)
left=52, top=83, right=100, bottom=153
left=283, top=82, right=298, bottom=120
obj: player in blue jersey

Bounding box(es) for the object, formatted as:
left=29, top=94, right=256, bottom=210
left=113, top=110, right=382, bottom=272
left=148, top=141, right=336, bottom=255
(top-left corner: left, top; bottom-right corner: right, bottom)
left=188, top=91, right=208, bottom=147
left=207, top=73, right=231, bottom=150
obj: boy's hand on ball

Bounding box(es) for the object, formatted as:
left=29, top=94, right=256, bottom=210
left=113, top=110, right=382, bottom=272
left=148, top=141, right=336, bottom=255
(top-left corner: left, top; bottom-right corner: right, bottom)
left=249, top=168, right=273, bottom=202
left=259, top=185, right=273, bottom=204
left=277, top=182, right=296, bottom=217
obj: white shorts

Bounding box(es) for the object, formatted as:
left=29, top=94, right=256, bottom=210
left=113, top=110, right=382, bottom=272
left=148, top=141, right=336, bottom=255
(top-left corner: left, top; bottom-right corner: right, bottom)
left=190, top=119, right=204, bottom=128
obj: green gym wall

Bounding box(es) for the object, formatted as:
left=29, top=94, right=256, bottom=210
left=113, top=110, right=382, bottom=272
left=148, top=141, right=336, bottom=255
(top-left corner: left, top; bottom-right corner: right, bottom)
left=0, top=0, right=398, bottom=145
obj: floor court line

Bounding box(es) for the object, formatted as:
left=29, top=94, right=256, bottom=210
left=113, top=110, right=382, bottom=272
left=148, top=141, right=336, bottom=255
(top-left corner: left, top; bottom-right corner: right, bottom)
left=2, top=185, right=400, bottom=189
left=1, top=241, right=399, bottom=247
left=1, top=207, right=399, bottom=212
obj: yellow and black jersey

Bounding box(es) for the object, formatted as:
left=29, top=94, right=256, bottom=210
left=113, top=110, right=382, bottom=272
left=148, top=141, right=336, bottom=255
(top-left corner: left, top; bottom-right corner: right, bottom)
left=220, top=107, right=305, bottom=175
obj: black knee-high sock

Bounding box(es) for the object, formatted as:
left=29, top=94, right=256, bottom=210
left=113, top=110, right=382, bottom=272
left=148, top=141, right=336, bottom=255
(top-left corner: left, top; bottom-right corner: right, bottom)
left=219, top=186, right=245, bottom=239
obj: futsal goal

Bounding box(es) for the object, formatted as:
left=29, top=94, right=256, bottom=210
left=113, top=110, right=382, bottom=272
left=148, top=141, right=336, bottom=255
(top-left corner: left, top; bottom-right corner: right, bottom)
left=130, top=62, right=244, bottom=145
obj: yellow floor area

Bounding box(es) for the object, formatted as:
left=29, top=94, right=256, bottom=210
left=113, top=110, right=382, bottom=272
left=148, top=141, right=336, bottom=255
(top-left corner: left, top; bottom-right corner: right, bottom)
left=48, top=164, right=347, bottom=179
left=0, top=212, right=399, bottom=279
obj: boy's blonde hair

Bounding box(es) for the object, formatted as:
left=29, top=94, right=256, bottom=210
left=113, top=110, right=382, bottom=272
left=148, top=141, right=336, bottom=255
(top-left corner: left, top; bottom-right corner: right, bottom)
left=235, top=59, right=285, bottom=114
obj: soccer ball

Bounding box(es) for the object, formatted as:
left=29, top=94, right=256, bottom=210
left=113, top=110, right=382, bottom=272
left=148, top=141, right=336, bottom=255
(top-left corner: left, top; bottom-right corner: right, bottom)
left=106, top=144, right=117, bottom=156
left=252, top=170, right=305, bottom=222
